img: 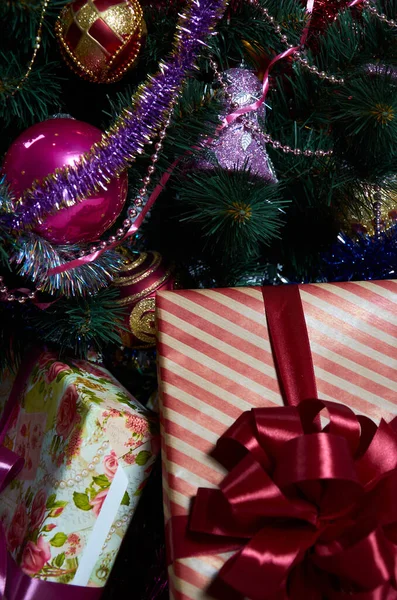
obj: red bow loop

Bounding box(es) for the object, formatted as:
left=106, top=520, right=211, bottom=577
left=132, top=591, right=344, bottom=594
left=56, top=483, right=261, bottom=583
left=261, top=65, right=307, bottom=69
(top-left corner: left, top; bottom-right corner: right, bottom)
left=188, top=399, right=397, bottom=599
left=297, top=398, right=361, bottom=454
left=253, top=406, right=303, bottom=463
left=356, top=419, right=397, bottom=490
left=213, top=411, right=271, bottom=471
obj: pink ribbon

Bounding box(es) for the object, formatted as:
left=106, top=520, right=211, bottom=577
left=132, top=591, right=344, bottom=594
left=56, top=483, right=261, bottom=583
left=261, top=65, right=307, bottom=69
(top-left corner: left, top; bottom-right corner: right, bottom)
left=222, top=0, right=315, bottom=128
left=48, top=161, right=179, bottom=277
left=13, top=289, right=57, bottom=311
left=222, top=0, right=365, bottom=128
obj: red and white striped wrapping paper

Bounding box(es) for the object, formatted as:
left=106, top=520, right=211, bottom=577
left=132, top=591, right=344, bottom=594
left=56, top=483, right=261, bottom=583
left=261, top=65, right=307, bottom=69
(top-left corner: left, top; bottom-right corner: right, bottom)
left=156, top=281, right=397, bottom=600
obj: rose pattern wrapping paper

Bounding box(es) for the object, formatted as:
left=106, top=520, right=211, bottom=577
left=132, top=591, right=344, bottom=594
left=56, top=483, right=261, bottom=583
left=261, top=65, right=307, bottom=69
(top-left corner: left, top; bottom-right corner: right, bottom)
left=157, top=281, right=397, bottom=599
left=0, top=352, right=159, bottom=588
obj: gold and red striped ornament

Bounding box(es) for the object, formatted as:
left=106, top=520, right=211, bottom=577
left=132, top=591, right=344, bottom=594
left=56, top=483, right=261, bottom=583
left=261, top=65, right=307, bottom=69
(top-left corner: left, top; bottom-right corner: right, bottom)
left=114, top=250, right=173, bottom=348
left=56, top=0, right=146, bottom=84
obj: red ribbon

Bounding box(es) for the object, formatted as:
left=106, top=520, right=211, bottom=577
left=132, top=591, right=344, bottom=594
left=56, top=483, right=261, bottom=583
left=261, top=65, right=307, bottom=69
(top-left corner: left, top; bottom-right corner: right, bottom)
left=169, top=285, right=397, bottom=599
left=0, top=351, right=102, bottom=599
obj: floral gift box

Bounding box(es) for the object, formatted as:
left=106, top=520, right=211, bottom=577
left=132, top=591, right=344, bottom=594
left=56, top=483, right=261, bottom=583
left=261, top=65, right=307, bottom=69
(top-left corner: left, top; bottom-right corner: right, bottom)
left=0, top=351, right=159, bottom=588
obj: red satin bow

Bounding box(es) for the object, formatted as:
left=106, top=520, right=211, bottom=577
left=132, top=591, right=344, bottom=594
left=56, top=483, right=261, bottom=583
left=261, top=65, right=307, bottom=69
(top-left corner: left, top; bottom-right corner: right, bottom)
left=169, top=285, right=397, bottom=599
left=189, top=399, right=397, bottom=599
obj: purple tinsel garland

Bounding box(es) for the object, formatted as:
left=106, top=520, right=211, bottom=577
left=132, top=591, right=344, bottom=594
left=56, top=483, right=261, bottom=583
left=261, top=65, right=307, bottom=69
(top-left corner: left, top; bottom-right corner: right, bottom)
left=12, top=0, right=228, bottom=230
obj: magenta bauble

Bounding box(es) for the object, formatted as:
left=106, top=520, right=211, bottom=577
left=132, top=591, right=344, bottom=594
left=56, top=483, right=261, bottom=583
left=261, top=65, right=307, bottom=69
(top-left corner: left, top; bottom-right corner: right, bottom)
left=3, top=118, right=128, bottom=245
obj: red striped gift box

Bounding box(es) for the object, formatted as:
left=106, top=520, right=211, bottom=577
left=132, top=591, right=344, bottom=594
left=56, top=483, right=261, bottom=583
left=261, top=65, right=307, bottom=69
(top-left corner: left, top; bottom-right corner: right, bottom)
left=156, top=281, right=397, bottom=600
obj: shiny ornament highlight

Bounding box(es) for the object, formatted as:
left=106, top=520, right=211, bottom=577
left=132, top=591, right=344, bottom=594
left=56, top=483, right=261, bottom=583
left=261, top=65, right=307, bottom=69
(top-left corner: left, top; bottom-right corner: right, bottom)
left=56, top=0, right=146, bottom=84
left=3, top=118, right=127, bottom=245
left=114, top=250, right=173, bottom=348
left=345, top=184, right=397, bottom=237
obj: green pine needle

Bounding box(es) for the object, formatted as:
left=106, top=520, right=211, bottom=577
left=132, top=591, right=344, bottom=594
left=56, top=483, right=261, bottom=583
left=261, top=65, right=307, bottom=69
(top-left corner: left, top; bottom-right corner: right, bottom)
left=106, top=78, right=220, bottom=158
left=330, top=72, right=397, bottom=176
left=140, top=7, right=177, bottom=68
left=0, top=55, right=62, bottom=132
left=161, top=78, right=222, bottom=161
left=315, top=9, right=361, bottom=73
left=177, top=167, right=288, bottom=261
left=0, top=302, right=28, bottom=375
left=212, top=0, right=305, bottom=67
left=0, top=0, right=65, bottom=53
left=0, top=178, right=14, bottom=269
left=0, top=178, right=14, bottom=216
left=28, top=289, right=127, bottom=358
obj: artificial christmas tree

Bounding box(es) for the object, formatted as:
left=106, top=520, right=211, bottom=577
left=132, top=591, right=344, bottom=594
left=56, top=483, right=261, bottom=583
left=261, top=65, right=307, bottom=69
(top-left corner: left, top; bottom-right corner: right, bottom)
left=1, top=0, right=396, bottom=358
left=0, top=0, right=397, bottom=597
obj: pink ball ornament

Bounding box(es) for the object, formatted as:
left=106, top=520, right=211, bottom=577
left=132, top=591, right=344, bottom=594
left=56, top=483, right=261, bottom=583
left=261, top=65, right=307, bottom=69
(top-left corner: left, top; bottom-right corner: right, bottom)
left=3, top=118, right=128, bottom=245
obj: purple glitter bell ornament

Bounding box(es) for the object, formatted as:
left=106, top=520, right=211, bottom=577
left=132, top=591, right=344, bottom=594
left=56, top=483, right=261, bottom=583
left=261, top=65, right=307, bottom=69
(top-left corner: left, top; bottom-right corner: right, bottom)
left=198, top=68, right=277, bottom=182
